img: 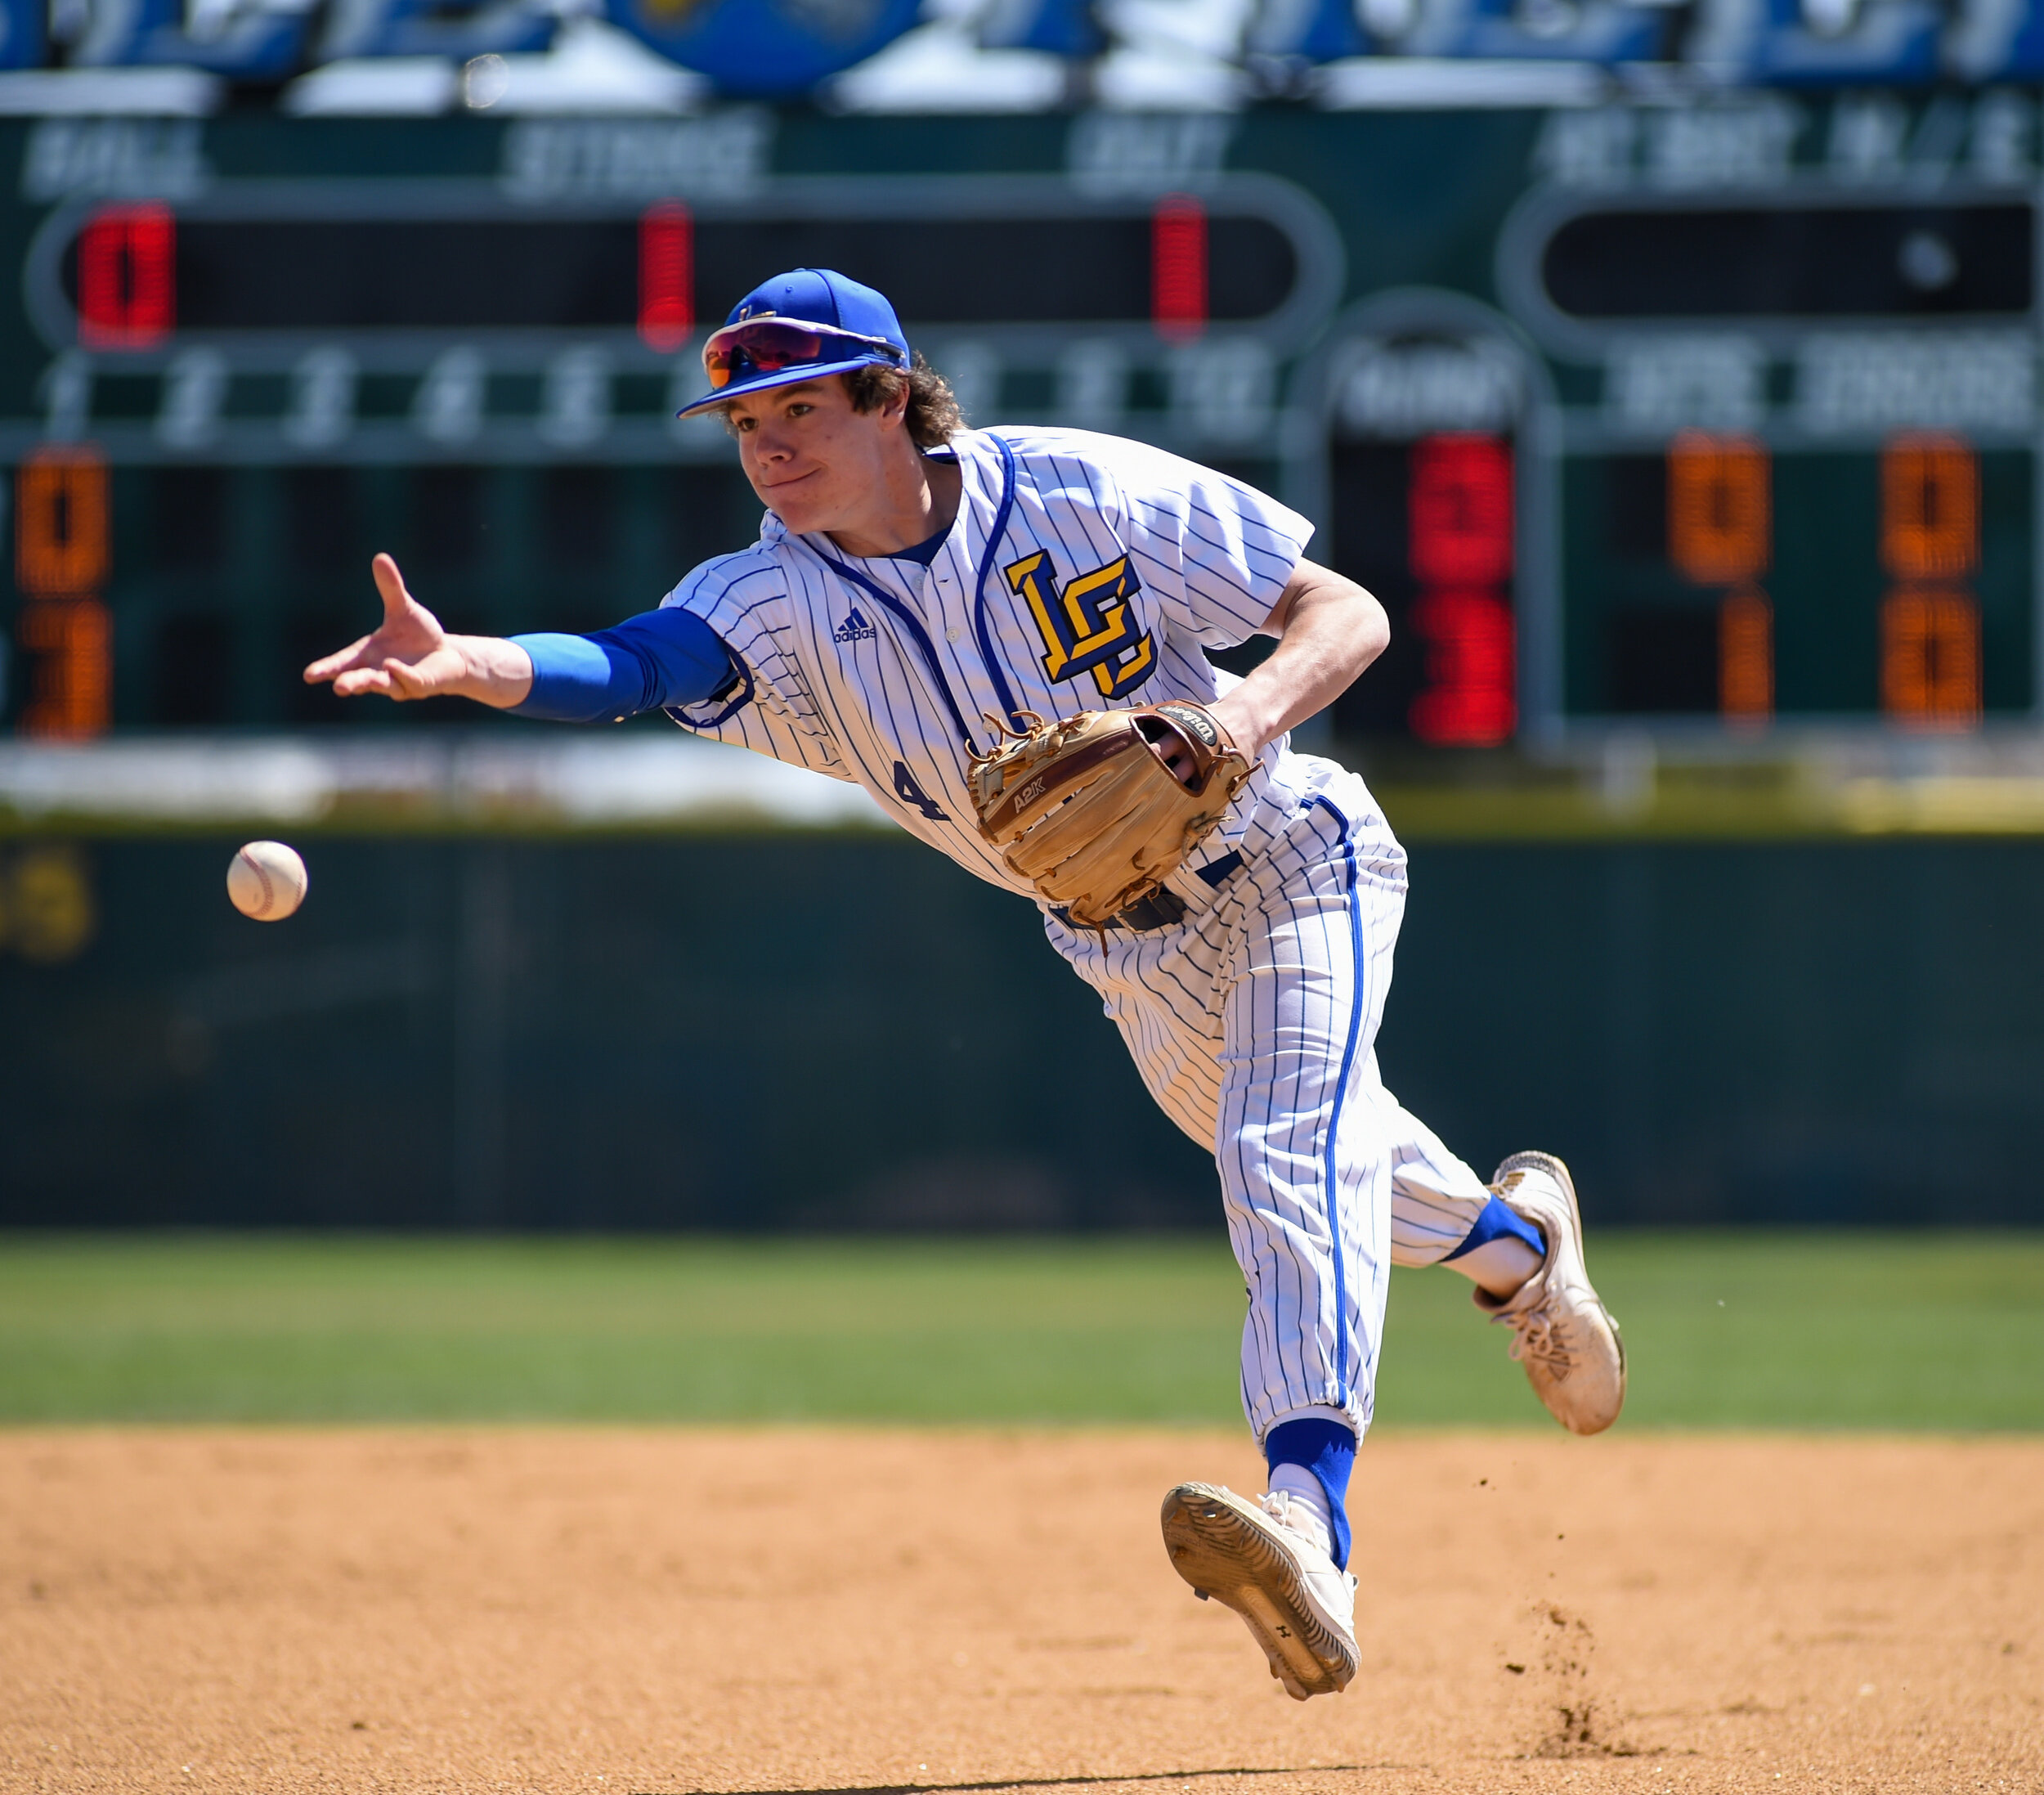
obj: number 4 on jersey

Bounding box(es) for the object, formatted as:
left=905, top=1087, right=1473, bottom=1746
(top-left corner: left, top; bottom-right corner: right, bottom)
left=892, top=761, right=948, bottom=821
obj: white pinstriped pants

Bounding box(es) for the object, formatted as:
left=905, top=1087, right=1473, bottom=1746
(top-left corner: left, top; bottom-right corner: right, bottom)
left=1054, top=774, right=1495, bottom=1443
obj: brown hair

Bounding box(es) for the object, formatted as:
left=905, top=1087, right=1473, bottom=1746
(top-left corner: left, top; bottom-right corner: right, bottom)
left=843, top=351, right=965, bottom=448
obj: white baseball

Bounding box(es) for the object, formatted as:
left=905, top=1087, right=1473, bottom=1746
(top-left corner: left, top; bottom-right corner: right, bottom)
left=226, top=840, right=309, bottom=922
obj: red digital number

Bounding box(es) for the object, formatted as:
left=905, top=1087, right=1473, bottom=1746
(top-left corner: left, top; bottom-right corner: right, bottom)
left=1408, top=434, right=1513, bottom=586
left=77, top=202, right=174, bottom=351
left=1407, top=589, right=1516, bottom=746
left=638, top=201, right=694, bottom=353
left=1150, top=195, right=1207, bottom=343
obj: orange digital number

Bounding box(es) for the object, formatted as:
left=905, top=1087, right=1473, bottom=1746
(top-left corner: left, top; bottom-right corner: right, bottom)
left=16, top=446, right=109, bottom=595
left=16, top=597, right=111, bottom=739
left=1880, top=587, right=1980, bottom=730
left=1880, top=434, right=1979, bottom=580
left=1718, top=586, right=1773, bottom=725
left=1668, top=432, right=1769, bottom=586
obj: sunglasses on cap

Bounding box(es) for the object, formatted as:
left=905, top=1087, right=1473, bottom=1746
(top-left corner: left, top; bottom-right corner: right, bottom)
left=702, top=318, right=907, bottom=390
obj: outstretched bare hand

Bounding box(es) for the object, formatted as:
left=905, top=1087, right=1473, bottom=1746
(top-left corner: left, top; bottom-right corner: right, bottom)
left=303, top=554, right=477, bottom=702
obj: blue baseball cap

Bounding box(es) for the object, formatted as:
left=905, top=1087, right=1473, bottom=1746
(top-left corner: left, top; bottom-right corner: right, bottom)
left=676, top=267, right=911, bottom=419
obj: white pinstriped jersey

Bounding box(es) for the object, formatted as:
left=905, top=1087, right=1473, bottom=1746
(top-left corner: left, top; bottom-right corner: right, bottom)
left=661, top=424, right=1497, bottom=1443
left=660, top=427, right=1308, bottom=900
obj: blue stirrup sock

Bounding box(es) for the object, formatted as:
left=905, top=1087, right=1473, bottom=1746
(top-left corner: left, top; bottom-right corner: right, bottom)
left=1265, top=1416, right=1356, bottom=1570
left=1441, top=1192, right=1546, bottom=1262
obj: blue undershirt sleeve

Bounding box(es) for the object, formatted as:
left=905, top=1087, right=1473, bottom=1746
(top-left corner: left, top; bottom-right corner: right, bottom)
left=509, top=607, right=737, bottom=723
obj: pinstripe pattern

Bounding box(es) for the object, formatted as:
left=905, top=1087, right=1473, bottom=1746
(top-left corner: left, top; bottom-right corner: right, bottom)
left=652, top=427, right=1494, bottom=1442
left=1056, top=765, right=1491, bottom=1440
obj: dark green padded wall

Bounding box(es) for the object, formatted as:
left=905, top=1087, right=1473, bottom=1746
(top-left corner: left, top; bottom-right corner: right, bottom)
left=2, top=832, right=2038, bottom=1228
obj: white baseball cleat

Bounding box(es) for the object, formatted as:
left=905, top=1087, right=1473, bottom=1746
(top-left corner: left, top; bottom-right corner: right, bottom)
left=1479, top=1151, right=1627, bottom=1436
left=1159, top=1482, right=1358, bottom=1700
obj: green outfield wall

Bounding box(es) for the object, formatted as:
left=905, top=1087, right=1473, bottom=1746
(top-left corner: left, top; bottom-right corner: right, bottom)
left=1, top=827, right=2038, bottom=1230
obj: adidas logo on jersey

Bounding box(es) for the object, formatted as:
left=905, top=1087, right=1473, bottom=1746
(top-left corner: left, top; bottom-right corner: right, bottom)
left=832, top=608, right=879, bottom=644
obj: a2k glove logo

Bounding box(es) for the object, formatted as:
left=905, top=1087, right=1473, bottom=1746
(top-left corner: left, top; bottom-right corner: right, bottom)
left=1006, top=549, right=1156, bottom=698
left=832, top=607, right=880, bottom=644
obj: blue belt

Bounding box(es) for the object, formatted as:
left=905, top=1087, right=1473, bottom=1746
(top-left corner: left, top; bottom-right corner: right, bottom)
left=1052, top=849, right=1244, bottom=933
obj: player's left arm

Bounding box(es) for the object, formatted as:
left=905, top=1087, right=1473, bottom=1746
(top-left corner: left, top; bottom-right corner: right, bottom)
left=1204, top=557, right=1388, bottom=756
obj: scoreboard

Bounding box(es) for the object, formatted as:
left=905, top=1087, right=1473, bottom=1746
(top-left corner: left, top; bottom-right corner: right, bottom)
left=1, top=96, right=2037, bottom=744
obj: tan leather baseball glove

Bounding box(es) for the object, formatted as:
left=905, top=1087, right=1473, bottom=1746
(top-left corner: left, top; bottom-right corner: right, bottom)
left=968, top=700, right=1253, bottom=929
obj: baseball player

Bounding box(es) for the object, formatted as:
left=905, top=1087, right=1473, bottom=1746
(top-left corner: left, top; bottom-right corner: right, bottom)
left=307, top=267, right=1625, bottom=1703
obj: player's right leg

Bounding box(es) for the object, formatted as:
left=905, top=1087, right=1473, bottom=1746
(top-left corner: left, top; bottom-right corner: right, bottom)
left=1046, top=873, right=1374, bottom=1699
left=1050, top=894, right=1368, bottom=1699
left=1177, top=841, right=1404, bottom=1699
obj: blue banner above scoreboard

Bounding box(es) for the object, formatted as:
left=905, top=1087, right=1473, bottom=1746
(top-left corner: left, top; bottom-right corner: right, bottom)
left=3, top=0, right=2044, bottom=94
left=608, top=0, right=924, bottom=96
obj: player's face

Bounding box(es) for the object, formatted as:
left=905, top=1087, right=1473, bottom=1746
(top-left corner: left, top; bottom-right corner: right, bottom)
left=725, top=378, right=898, bottom=537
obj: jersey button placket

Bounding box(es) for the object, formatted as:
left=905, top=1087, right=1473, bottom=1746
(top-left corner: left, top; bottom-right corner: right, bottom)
left=929, top=564, right=970, bottom=686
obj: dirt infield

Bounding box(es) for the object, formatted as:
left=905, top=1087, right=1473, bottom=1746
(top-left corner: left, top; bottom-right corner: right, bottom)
left=1, top=1429, right=2037, bottom=1794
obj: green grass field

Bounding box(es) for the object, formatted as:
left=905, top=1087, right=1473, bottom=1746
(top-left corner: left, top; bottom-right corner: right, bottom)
left=1, top=1232, right=2039, bottom=1429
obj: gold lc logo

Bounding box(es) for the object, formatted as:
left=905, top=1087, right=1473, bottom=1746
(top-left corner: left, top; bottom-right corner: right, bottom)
left=1006, top=549, right=1157, bottom=698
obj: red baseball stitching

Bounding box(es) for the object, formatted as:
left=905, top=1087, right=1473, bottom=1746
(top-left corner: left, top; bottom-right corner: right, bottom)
left=244, top=850, right=274, bottom=916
